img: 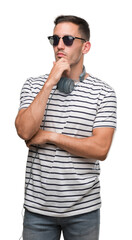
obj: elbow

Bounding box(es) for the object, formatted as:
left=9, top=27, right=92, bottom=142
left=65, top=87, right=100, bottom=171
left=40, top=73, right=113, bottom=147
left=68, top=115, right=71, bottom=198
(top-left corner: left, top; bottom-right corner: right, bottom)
left=98, top=148, right=108, bottom=161
left=99, top=154, right=107, bottom=161
left=16, top=128, right=31, bottom=141
left=15, top=117, right=32, bottom=141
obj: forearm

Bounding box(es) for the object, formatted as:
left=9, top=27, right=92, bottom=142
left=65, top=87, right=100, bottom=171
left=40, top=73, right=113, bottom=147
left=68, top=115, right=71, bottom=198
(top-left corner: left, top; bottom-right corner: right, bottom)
left=26, top=128, right=114, bottom=161
left=15, top=59, right=71, bottom=141
left=48, top=132, right=110, bottom=161
left=15, top=81, right=53, bottom=140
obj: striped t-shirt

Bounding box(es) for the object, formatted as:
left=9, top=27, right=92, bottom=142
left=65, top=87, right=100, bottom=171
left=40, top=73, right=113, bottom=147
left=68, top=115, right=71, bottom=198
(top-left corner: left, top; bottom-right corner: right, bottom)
left=19, top=74, right=117, bottom=217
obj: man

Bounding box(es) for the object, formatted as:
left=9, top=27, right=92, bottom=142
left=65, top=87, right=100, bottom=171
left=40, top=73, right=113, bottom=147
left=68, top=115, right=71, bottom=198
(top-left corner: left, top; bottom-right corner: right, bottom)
left=15, top=15, right=117, bottom=240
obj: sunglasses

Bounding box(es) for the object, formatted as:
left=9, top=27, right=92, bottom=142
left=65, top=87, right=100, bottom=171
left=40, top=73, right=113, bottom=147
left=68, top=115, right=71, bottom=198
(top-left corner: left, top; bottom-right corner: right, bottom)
left=48, top=35, right=86, bottom=47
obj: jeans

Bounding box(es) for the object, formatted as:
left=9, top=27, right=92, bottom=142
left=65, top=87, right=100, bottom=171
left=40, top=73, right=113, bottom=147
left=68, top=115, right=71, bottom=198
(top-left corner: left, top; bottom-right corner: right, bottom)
left=23, top=208, right=100, bottom=240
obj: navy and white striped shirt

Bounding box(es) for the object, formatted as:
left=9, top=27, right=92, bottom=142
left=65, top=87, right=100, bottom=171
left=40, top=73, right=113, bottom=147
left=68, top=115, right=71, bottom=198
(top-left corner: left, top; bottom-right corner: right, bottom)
left=19, top=74, right=117, bottom=217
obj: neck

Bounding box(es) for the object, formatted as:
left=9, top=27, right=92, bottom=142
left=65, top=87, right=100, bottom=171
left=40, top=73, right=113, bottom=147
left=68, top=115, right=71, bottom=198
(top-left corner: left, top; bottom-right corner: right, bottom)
left=65, top=61, right=84, bottom=81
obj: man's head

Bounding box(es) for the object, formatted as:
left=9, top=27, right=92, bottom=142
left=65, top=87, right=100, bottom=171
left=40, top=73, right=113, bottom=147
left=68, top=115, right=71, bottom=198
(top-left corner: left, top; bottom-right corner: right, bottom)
left=48, top=15, right=91, bottom=70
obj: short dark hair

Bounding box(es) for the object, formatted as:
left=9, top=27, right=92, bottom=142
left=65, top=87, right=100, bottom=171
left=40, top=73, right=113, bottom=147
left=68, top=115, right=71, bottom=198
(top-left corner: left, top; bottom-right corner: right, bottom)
left=54, top=15, right=90, bottom=41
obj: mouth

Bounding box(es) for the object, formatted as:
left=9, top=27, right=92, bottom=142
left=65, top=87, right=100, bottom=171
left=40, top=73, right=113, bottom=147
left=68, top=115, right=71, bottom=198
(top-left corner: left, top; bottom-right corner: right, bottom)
left=56, top=52, right=66, bottom=58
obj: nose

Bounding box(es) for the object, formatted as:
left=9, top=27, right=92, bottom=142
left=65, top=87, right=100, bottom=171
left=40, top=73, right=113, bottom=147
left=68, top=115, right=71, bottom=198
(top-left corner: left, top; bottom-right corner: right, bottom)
left=57, top=37, right=65, bottom=49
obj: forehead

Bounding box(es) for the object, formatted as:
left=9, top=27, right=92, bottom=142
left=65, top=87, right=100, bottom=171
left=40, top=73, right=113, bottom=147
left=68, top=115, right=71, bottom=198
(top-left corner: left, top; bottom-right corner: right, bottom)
left=53, top=22, right=80, bottom=36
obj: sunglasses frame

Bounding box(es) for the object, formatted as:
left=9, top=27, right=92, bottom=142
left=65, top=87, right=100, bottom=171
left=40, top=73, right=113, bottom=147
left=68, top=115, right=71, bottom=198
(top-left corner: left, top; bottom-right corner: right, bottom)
left=48, top=35, right=86, bottom=46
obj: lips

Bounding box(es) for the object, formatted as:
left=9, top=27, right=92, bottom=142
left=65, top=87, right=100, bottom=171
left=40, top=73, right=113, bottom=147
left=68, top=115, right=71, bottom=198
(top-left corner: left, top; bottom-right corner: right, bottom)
left=57, top=52, right=66, bottom=57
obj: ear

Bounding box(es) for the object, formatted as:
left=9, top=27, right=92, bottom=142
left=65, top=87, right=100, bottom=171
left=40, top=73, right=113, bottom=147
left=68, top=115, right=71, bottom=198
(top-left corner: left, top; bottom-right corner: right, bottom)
left=82, top=41, right=91, bottom=54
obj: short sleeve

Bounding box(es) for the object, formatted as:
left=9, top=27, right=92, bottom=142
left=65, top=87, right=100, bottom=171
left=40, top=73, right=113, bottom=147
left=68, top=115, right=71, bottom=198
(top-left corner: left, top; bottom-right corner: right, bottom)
left=19, top=78, right=34, bottom=110
left=93, top=89, right=117, bottom=129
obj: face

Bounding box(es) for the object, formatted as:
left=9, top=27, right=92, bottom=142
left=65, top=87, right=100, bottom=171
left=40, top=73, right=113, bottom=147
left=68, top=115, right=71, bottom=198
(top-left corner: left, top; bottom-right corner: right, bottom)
left=53, top=22, right=90, bottom=67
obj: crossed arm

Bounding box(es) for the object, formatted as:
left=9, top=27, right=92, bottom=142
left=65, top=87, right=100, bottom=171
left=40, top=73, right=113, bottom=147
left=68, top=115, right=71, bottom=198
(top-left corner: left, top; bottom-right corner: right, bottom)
left=15, top=106, right=115, bottom=161
left=16, top=108, right=115, bottom=162
left=15, top=94, right=115, bottom=162
left=25, top=127, right=115, bottom=161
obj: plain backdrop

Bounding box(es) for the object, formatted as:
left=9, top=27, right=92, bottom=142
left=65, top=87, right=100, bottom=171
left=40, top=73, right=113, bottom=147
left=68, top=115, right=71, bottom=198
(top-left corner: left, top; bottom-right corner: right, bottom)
left=0, top=0, right=131, bottom=239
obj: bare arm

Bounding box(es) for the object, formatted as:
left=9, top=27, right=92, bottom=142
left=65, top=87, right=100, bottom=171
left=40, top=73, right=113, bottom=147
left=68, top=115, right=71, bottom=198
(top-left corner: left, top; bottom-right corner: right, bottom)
left=26, top=127, right=115, bottom=161
left=15, top=82, right=53, bottom=140
left=15, top=58, right=70, bottom=140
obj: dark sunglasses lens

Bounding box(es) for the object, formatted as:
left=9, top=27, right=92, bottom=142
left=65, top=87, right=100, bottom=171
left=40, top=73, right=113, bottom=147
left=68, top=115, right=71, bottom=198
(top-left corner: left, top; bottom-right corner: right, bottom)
left=53, top=36, right=59, bottom=46
left=63, top=36, right=74, bottom=46
left=49, top=36, right=59, bottom=46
